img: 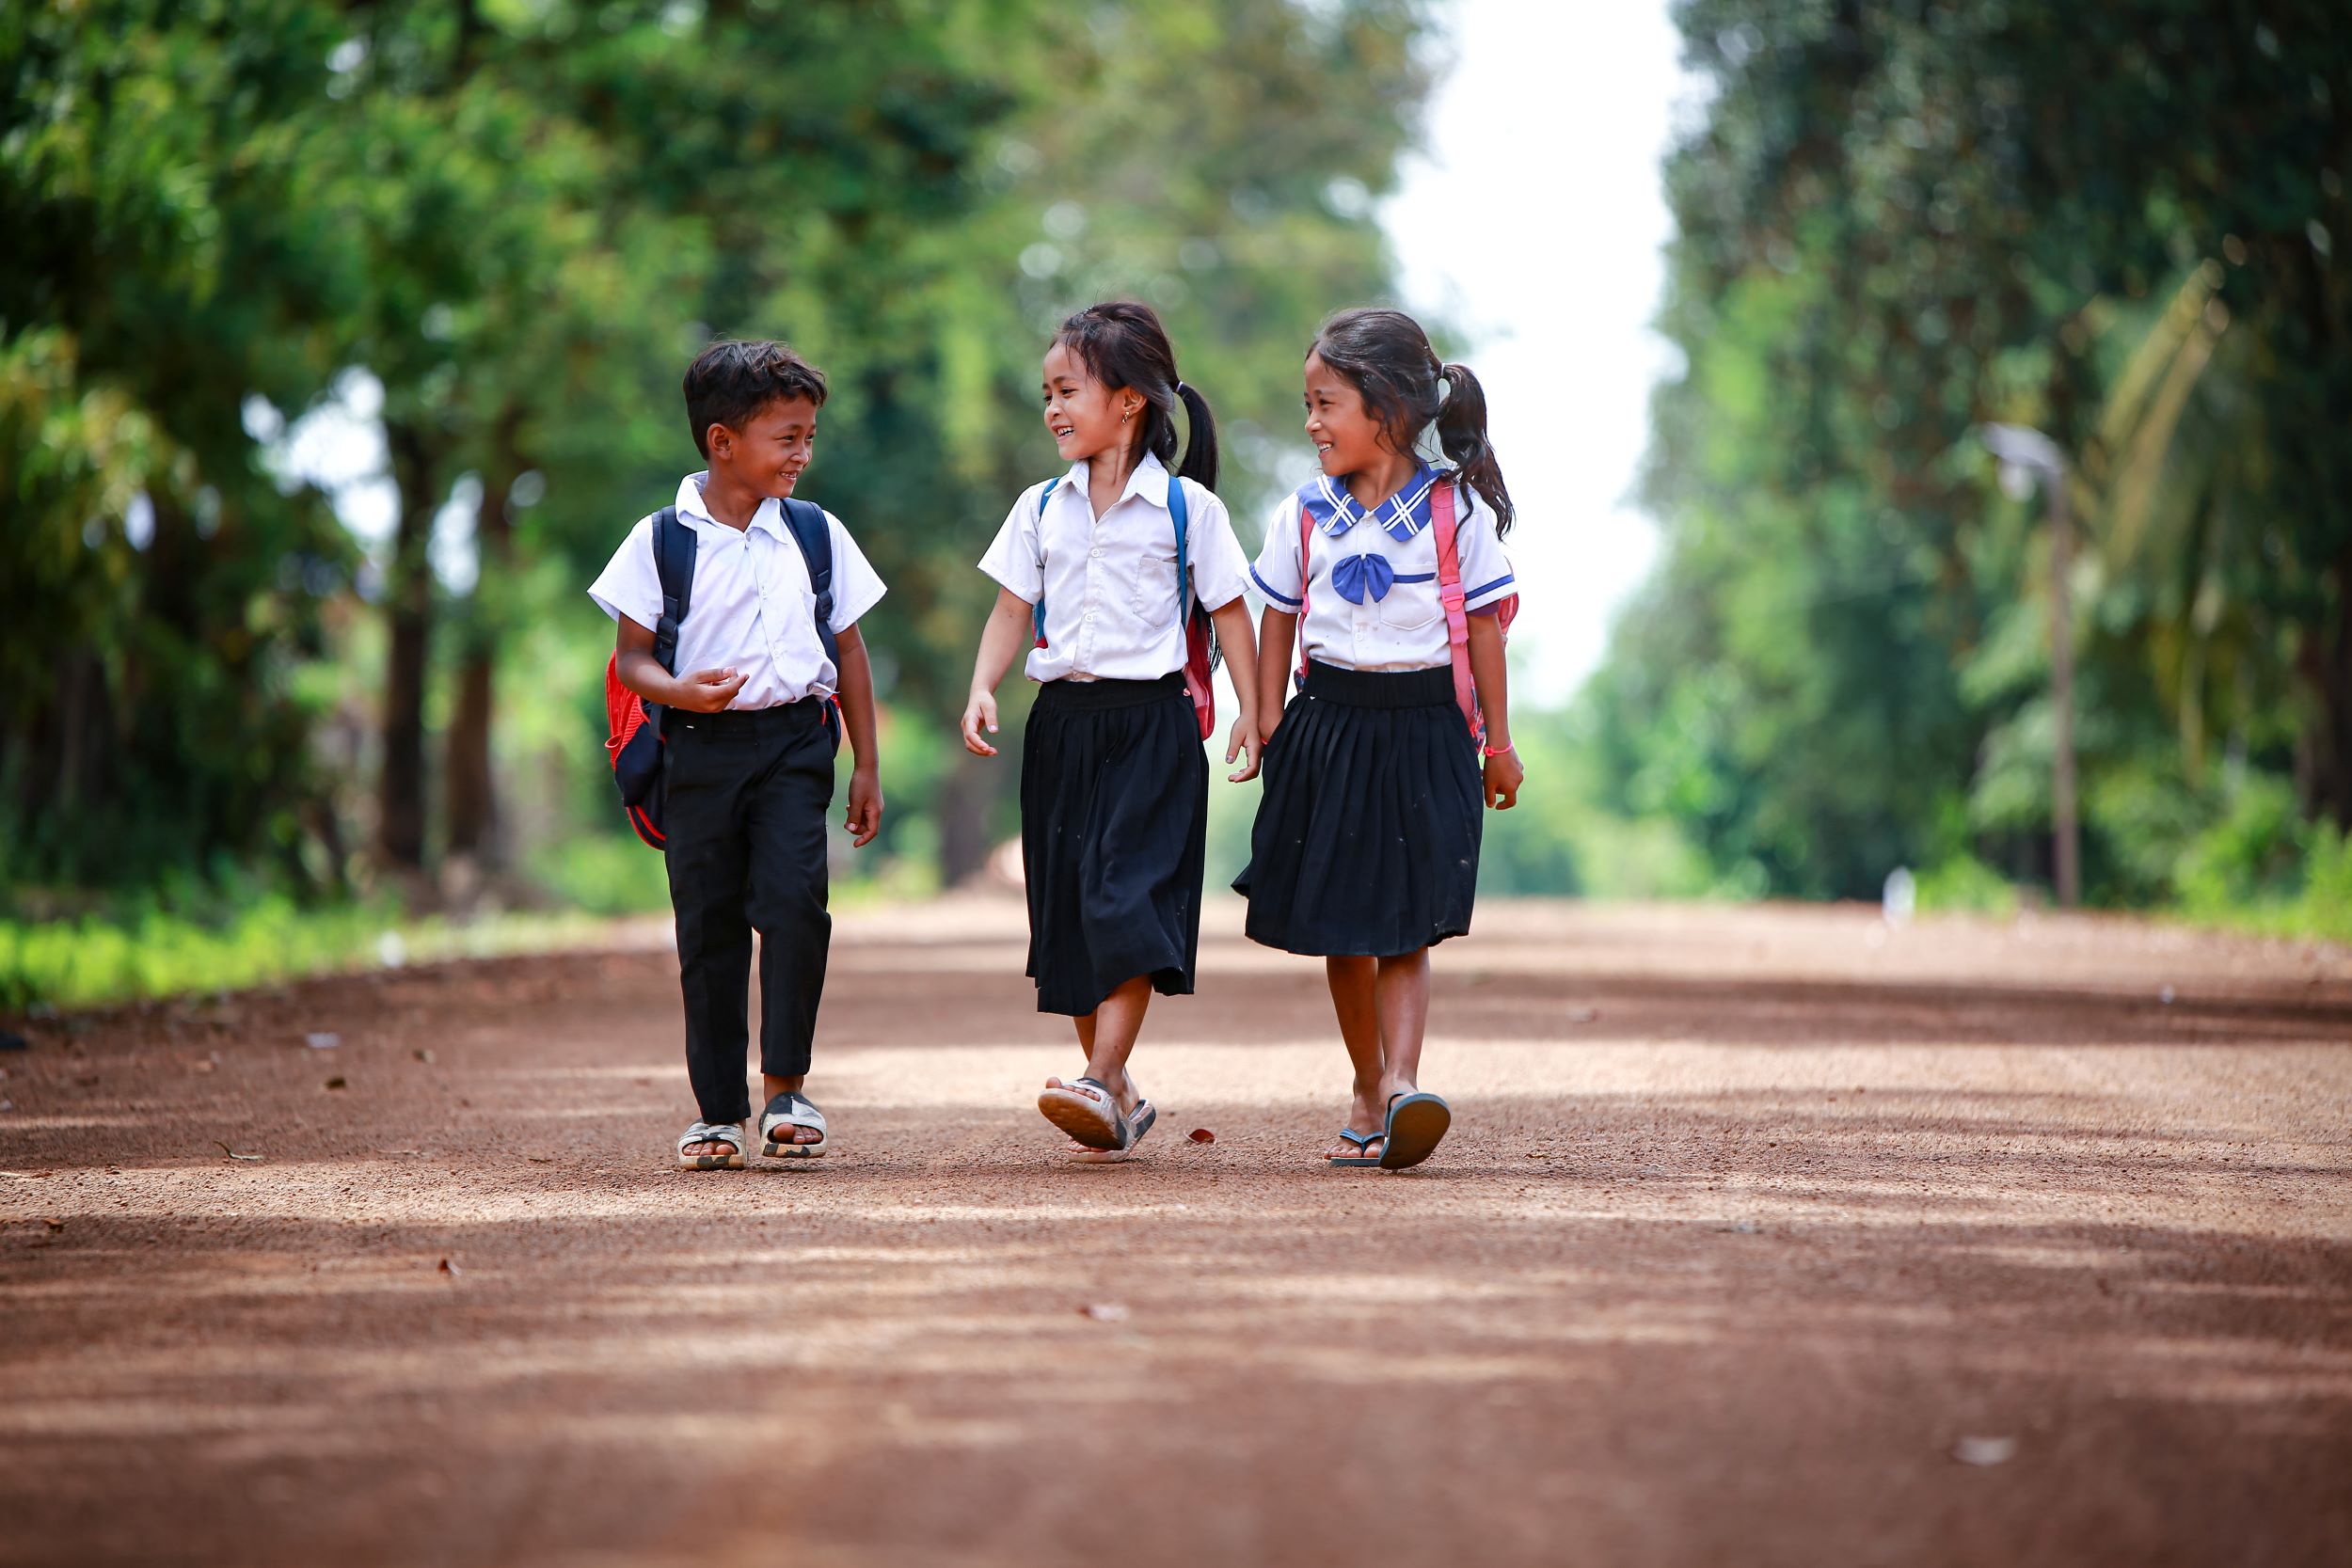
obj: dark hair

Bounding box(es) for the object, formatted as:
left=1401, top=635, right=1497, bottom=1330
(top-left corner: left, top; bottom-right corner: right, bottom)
left=1308, top=308, right=1514, bottom=534
left=1053, top=300, right=1222, bottom=663
left=1052, top=300, right=1218, bottom=490
left=683, top=339, right=828, bottom=460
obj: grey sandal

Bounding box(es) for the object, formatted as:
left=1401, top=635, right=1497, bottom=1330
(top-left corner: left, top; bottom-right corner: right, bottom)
left=676, top=1120, right=748, bottom=1170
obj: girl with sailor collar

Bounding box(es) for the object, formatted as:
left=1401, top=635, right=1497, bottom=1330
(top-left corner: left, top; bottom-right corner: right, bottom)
left=1235, top=308, right=1525, bottom=1173
left=962, top=301, right=1263, bottom=1161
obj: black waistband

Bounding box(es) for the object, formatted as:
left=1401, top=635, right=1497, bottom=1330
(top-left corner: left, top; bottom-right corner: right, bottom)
left=1035, top=672, right=1185, bottom=712
left=1299, top=660, right=1454, bottom=709
left=669, top=698, right=827, bottom=736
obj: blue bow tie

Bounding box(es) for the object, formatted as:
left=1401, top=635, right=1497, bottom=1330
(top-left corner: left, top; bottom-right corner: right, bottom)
left=1331, top=552, right=1436, bottom=605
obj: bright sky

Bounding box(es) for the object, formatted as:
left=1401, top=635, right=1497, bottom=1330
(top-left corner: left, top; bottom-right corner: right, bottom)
left=1384, top=0, right=1688, bottom=705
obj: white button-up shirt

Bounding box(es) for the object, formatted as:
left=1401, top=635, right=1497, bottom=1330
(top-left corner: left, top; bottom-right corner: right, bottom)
left=588, top=471, right=886, bottom=707
left=978, top=451, right=1251, bottom=683
left=1248, top=470, right=1515, bottom=672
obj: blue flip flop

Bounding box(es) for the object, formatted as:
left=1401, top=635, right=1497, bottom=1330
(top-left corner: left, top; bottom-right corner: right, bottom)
left=1327, top=1127, right=1384, bottom=1167
left=1379, top=1092, right=1452, bottom=1170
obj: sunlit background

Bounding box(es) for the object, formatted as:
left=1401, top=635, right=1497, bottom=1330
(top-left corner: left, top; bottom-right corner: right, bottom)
left=7, top=0, right=2349, bottom=1006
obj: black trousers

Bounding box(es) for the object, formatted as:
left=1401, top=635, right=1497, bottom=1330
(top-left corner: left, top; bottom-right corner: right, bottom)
left=661, top=701, right=834, bottom=1125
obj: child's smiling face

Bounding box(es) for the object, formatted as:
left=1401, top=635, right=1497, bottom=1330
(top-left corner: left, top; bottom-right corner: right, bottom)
left=1041, top=341, right=1140, bottom=466
left=1302, top=352, right=1393, bottom=478
left=708, top=394, right=818, bottom=499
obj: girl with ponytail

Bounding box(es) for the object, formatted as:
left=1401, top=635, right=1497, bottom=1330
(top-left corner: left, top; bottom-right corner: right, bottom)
left=963, top=300, right=1263, bottom=1160
left=1232, top=307, right=1523, bottom=1171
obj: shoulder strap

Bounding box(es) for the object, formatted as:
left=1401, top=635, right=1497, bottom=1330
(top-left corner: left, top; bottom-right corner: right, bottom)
left=1295, top=492, right=1314, bottom=684
left=776, top=498, right=838, bottom=660
left=649, top=506, right=693, bottom=675
left=1168, top=473, right=1191, bottom=614
left=1430, top=482, right=1478, bottom=732
left=1031, top=477, right=1058, bottom=644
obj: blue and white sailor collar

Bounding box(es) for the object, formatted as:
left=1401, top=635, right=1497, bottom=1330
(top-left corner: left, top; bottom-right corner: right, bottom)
left=1297, top=461, right=1449, bottom=543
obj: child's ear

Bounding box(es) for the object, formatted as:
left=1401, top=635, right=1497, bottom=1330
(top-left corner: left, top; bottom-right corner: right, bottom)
left=706, top=421, right=731, bottom=460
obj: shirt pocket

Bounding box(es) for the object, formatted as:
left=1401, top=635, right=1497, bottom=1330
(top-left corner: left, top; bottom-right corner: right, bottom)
left=1379, top=578, right=1445, bottom=634
left=1128, top=538, right=1184, bottom=626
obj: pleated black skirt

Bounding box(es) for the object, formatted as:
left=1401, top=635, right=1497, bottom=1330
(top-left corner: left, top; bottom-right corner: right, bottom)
left=1021, top=673, right=1209, bottom=1016
left=1233, top=660, right=1483, bottom=957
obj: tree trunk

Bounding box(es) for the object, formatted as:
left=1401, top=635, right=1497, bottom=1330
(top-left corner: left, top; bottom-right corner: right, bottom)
left=936, top=751, right=1005, bottom=889
left=443, top=424, right=525, bottom=866
left=379, top=421, right=439, bottom=872
left=2304, top=546, right=2352, bottom=831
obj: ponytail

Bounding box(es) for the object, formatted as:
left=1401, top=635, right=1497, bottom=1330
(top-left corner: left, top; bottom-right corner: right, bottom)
left=1173, top=379, right=1219, bottom=491
left=1436, top=361, right=1513, bottom=534
left=1309, top=308, right=1516, bottom=535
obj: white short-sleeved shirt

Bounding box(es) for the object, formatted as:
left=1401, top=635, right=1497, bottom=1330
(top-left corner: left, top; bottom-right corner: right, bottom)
left=977, top=451, right=1251, bottom=683
left=1248, top=465, right=1515, bottom=672
left=587, top=471, right=886, bottom=707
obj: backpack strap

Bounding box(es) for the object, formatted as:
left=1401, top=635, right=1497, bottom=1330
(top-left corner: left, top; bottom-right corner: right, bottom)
left=1429, top=481, right=1479, bottom=733
left=1031, top=477, right=1058, bottom=645
left=649, top=506, right=693, bottom=676
left=1295, top=493, right=1314, bottom=686
left=777, top=498, right=839, bottom=666
left=1168, top=472, right=1191, bottom=617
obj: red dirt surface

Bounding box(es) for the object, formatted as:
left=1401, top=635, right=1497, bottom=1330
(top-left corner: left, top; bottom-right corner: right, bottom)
left=3, top=897, right=2348, bottom=1566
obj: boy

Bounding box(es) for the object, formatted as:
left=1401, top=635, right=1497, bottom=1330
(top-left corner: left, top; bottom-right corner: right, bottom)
left=590, top=340, right=885, bottom=1169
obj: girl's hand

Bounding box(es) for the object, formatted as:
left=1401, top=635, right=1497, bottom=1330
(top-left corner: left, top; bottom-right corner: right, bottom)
left=1224, top=714, right=1262, bottom=783
left=1483, top=746, right=1524, bottom=810
left=674, top=667, right=747, bottom=713
left=961, top=689, right=999, bottom=757
left=845, top=766, right=883, bottom=847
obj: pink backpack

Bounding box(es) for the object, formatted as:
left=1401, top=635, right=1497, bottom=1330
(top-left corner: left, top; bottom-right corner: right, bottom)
left=1296, top=479, right=1518, bottom=744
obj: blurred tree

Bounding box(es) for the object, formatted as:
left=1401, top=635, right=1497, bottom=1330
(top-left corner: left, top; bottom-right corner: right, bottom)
left=1608, top=0, right=2348, bottom=900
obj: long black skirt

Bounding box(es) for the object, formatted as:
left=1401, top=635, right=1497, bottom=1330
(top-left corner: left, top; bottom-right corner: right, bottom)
left=1233, top=661, right=1483, bottom=957
left=1021, top=673, right=1209, bottom=1016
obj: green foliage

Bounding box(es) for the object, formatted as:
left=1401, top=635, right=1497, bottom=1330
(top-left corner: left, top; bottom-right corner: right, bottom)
left=1597, top=0, right=2352, bottom=907
left=5, top=0, right=1443, bottom=912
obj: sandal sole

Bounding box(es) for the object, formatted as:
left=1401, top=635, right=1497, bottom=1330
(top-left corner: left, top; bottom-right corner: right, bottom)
left=760, top=1141, right=828, bottom=1159
left=1038, top=1089, right=1124, bottom=1149
left=1380, top=1096, right=1452, bottom=1170
left=678, top=1153, right=746, bottom=1170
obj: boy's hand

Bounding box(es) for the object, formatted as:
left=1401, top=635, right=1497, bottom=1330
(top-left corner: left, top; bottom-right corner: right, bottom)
left=674, top=667, right=747, bottom=713
left=1224, top=714, right=1262, bottom=783
left=961, top=690, right=999, bottom=757
left=1483, top=746, right=1525, bottom=811
left=845, top=766, right=882, bottom=847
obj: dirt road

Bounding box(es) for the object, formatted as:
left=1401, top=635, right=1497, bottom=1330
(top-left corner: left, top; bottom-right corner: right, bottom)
left=3, top=897, right=2348, bottom=1566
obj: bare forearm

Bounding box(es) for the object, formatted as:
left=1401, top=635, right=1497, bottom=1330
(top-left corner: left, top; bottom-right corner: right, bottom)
left=1256, top=607, right=1296, bottom=729
left=1467, top=615, right=1511, bottom=749
left=968, top=589, right=1034, bottom=699
left=834, top=626, right=881, bottom=768
left=1210, top=598, right=1261, bottom=728
left=616, top=647, right=691, bottom=707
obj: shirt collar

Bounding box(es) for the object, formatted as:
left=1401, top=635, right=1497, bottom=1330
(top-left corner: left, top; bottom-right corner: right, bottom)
left=1060, top=450, right=1172, bottom=511
left=1299, top=461, right=1444, bottom=543
left=676, top=471, right=787, bottom=538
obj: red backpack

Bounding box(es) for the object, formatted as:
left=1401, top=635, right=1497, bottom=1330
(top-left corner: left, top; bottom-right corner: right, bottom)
left=604, top=500, right=841, bottom=848
left=1031, top=471, right=1216, bottom=739
left=1295, top=478, right=1517, bottom=745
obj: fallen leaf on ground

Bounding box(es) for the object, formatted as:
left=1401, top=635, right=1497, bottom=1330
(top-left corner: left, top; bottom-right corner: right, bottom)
left=213, top=1141, right=263, bottom=1162
left=1080, top=1302, right=1129, bottom=1322
left=413, top=1049, right=436, bottom=1065
left=1187, top=1128, right=1215, bottom=1144
left=305, top=1032, right=341, bottom=1050
left=43, top=1218, right=64, bottom=1232
left=437, top=1258, right=460, bottom=1276
left=1953, top=1435, right=2017, bottom=1466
